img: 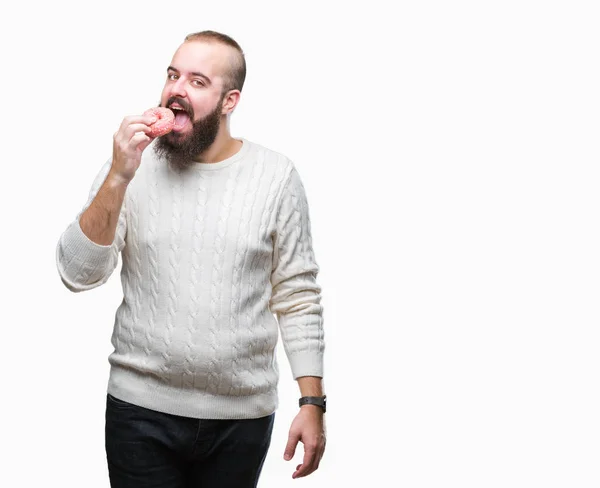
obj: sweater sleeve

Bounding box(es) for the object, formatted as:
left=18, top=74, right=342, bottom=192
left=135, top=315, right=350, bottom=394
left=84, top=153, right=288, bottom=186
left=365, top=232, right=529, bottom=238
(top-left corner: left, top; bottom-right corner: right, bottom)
left=56, top=159, right=127, bottom=292
left=269, top=166, right=324, bottom=379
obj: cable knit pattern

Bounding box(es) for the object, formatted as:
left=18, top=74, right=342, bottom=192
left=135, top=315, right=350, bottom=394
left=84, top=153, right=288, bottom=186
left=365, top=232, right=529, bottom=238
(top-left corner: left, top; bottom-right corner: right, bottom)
left=55, top=138, right=324, bottom=419
left=208, top=159, right=238, bottom=394
left=146, top=162, right=161, bottom=372
left=269, top=166, right=324, bottom=377
left=122, top=192, right=138, bottom=356
left=182, top=173, right=209, bottom=389
left=241, top=150, right=267, bottom=396
left=162, top=169, right=183, bottom=376
left=128, top=190, right=151, bottom=362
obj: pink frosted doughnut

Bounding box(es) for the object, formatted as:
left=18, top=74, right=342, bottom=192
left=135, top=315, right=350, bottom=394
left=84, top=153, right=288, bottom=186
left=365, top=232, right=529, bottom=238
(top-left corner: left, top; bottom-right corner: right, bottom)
left=144, top=107, right=174, bottom=137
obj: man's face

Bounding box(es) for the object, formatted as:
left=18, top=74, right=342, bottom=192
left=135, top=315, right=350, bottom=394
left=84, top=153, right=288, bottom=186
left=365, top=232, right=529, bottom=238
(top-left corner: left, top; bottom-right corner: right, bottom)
left=154, top=41, right=232, bottom=167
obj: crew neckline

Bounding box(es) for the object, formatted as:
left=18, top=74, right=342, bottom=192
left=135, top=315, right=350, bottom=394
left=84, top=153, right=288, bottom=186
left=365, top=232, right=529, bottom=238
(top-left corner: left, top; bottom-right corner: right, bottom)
left=190, top=138, right=249, bottom=171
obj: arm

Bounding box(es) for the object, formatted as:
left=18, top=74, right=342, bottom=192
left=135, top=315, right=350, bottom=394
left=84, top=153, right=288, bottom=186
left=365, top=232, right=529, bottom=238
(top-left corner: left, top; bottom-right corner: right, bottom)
left=55, top=160, right=128, bottom=292
left=79, top=169, right=129, bottom=246
left=269, top=166, right=325, bottom=379
left=56, top=113, right=156, bottom=292
left=80, top=112, right=156, bottom=245
left=269, top=166, right=326, bottom=479
left=297, top=375, right=324, bottom=398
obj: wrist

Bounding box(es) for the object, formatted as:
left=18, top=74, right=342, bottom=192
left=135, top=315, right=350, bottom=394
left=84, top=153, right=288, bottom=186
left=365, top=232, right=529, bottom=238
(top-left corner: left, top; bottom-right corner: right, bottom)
left=299, top=395, right=326, bottom=413
left=107, top=168, right=131, bottom=188
left=296, top=375, right=323, bottom=397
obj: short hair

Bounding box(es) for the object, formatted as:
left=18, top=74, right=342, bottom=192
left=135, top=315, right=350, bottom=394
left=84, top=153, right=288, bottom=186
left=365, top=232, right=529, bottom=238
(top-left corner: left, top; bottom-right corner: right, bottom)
left=184, top=30, right=246, bottom=94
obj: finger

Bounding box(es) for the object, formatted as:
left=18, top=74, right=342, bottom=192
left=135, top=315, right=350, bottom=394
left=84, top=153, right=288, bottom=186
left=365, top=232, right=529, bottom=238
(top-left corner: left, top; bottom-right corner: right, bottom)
left=316, top=436, right=326, bottom=462
left=312, top=444, right=325, bottom=472
left=123, top=123, right=155, bottom=142
left=130, top=131, right=151, bottom=150
left=306, top=442, right=323, bottom=475
left=137, top=135, right=154, bottom=153
left=141, top=114, right=158, bottom=125
left=119, top=114, right=157, bottom=131
left=292, top=445, right=317, bottom=479
left=114, top=125, right=152, bottom=150
left=116, top=116, right=157, bottom=141
left=284, top=430, right=300, bottom=461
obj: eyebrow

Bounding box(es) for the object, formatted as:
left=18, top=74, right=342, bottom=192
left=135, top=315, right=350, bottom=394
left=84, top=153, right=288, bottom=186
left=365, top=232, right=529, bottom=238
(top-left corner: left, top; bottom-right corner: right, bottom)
left=167, top=66, right=212, bottom=85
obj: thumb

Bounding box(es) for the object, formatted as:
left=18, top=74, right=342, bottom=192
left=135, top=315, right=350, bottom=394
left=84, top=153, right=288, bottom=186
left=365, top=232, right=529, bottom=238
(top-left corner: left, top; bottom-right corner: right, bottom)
left=284, top=430, right=300, bottom=461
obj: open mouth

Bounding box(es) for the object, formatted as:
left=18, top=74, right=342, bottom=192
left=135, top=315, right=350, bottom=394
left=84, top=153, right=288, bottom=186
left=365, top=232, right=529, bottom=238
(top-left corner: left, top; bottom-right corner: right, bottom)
left=169, top=105, right=192, bottom=131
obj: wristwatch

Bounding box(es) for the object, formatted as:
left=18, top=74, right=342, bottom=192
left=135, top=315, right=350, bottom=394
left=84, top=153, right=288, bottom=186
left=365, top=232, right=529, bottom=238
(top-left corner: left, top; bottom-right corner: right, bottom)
left=299, top=395, right=326, bottom=413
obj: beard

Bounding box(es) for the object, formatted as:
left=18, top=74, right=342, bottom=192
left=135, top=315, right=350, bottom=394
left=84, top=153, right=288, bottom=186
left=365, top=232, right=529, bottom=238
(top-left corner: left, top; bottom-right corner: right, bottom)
left=153, top=96, right=224, bottom=171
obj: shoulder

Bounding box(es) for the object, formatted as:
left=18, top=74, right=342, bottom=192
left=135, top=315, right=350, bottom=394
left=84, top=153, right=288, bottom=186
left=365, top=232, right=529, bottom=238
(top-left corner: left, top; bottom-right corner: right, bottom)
left=243, top=138, right=297, bottom=181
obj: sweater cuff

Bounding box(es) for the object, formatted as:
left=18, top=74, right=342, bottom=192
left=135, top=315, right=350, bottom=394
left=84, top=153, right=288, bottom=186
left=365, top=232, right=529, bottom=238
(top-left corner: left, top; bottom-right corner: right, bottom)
left=288, top=350, right=324, bottom=380
left=61, top=218, right=114, bottom=267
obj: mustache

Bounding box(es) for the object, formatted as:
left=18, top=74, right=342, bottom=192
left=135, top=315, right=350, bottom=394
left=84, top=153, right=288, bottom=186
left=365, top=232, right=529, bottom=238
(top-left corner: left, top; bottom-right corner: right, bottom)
left=162, top=97, right=194, bottom=119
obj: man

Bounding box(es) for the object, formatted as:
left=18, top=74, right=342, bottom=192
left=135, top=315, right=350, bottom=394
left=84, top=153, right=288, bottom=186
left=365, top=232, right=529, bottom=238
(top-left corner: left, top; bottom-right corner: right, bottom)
left=55, top=30, right=326, bottom=488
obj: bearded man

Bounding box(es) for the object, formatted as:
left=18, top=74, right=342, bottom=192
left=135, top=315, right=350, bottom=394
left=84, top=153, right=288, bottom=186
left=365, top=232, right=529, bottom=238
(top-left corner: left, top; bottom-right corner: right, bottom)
left=56, top=30, right=326, bottom=488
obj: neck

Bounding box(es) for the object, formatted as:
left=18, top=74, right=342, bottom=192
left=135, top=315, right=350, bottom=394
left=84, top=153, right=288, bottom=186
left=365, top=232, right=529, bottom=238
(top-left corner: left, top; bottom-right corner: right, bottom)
left=193, top=118, right=241, bottom=163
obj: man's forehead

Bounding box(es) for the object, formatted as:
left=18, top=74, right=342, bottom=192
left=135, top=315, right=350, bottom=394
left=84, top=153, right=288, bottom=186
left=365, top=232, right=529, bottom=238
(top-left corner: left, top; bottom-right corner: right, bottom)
left=170, top=41, right=231, bottom=79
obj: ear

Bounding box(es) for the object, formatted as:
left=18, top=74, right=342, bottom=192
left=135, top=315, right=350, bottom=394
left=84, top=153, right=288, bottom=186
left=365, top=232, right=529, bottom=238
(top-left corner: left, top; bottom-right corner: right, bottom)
left=221, top=90, right=241, bottom=115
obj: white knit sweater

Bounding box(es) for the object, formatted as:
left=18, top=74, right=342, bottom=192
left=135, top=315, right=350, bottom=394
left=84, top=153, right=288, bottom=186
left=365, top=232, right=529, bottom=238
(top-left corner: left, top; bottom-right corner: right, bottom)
left=56, top=138, right=324, bottom=419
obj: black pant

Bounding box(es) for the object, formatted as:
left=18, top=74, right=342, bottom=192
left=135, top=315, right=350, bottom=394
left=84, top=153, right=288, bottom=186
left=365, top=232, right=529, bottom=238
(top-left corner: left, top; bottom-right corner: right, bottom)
left=105, top=393, right=275, bottom=487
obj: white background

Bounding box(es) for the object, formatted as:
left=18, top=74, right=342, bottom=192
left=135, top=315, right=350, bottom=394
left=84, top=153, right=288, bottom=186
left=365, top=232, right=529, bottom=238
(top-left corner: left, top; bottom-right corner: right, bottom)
left=1, top=0, right=599, bottom=486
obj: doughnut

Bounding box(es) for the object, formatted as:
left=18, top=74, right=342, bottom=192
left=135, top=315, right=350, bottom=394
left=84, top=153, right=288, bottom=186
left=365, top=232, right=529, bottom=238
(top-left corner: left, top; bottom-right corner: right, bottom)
left=143, top=107, right=174, bottom=137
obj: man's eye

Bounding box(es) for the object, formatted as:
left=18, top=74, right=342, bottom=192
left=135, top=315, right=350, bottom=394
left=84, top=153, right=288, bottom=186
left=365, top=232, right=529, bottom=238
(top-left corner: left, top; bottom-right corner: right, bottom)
left=192, top=80, right=204, bottom=87
left=168, top=74, right=178, bottom=81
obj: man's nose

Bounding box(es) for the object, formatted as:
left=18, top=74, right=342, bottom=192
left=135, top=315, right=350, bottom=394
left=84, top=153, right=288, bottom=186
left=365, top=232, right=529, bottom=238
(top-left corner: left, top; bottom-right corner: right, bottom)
left=170, top=77, right=187, bottom=99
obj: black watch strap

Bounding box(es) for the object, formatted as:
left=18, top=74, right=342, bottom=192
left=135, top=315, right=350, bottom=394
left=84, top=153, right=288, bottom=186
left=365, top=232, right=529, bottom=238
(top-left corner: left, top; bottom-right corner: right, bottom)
left=299, top=395, right=326, bottom=412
